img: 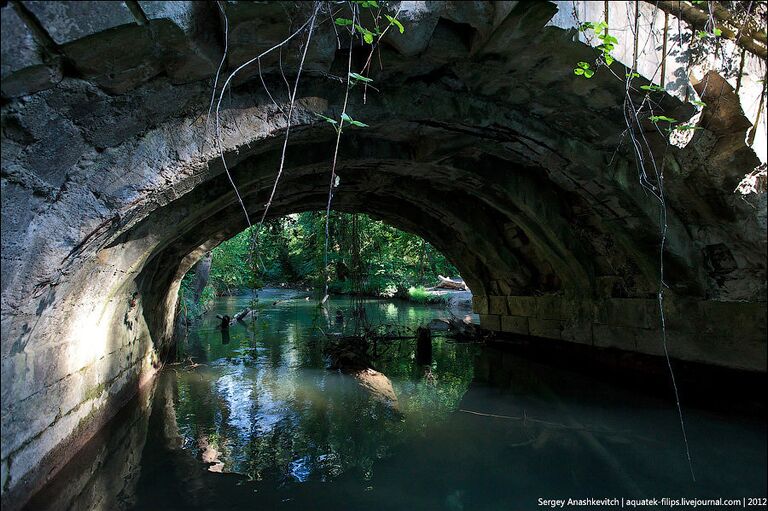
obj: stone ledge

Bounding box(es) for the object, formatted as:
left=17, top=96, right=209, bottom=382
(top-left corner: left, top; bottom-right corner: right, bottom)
left=529, top=318, right=563, bottom=340
left=501, top=315, right=528, bottom=335
left=475, top=295, right=767, bottom=370
left=479, top=314, right=500, bottom=331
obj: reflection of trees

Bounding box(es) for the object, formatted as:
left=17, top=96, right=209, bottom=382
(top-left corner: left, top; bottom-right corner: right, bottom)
left=170, top=337, right=474, bottom=485
left=169, top=297, right=477, bottom=485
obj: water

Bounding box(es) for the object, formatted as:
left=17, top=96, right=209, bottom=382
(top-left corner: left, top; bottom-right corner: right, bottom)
left=26, top=290, right=766, bottom=511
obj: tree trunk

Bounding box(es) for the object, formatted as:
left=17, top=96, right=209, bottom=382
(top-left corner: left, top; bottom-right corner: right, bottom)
left=192, top=252, right=213, bottom=303
left=648, top=1, right=766, bottom=60
left=436, top=275, right=467, bottom=290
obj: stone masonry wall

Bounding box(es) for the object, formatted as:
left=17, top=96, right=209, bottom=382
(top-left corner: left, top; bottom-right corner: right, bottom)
left=476, top=294, right=767, bottom=371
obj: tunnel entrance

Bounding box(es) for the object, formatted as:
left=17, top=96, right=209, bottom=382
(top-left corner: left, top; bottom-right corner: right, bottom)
left=176, top=211, right=464, bottom=317
left=173, top=210, right=473, bottom=358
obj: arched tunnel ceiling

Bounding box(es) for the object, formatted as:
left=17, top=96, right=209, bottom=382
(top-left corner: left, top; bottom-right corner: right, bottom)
left=1, top=0, right=764, bottom=351
left=1, top=0, right=765, bottom=352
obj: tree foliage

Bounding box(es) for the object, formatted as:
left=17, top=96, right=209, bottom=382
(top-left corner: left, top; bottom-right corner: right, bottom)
left=179, top=212, right=458, bottom=311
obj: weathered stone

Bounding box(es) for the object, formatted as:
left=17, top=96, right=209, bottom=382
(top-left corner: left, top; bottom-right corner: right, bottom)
left=23, top=1, right=137, bottom=45
left=0, top=2, right=766, bottom=507
left=479, top=314, right=501, bottom=331
left=593, top=324, right=643, bottom=351
left=593, top=298, right=657, bottom=329
left=562, top=318, right=592, bottom=345
left=506, top=296, right=536, bottom=317
left=535, top=295, right=565, bottom=320
left=528, top=318, right=563, bottom=340
left=472, top=295, right=489, bottom=315
left=488, top=295, right=508, bottom=315
left=0, top=5, right=62, bottom=97
left=501, top=315, right=529, bottom=335
left=137, top=1, right=220, bottom=82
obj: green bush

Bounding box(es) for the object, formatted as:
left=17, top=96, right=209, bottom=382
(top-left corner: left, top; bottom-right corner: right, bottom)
left=408, top=286, right=444, bottom=304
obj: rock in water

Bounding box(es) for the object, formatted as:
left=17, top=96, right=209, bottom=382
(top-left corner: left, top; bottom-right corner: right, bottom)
left=349, top=368, right=400, bottom=411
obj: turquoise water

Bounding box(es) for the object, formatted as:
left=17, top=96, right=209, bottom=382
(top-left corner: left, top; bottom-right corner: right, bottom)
left=25, top=290, right=767, bottom=511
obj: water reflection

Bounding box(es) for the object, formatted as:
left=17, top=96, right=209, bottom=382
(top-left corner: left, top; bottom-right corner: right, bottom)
left=169, top=290, right=475, bottom=485
left=23, top=291, right=766, bottom=511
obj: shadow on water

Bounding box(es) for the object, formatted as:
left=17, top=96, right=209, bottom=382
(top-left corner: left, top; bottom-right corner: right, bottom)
left=24, top=290, right=767, bottom=511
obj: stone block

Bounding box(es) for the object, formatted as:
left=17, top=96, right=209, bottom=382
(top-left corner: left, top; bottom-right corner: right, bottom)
left=562, top=319, right=592, bottom=345
left=501, top=315, right=529, bottom=335
left=472, top=295, right=489, bottom=315
left=0, top=5, right=62, bottom=97
left=479, top=314, right=501, bottom=331
left=535, top=295, right=564, bottom=320
left=662, top=328, right=767, bottom=372
left=7, top=396, right=101, bottom=490
left=593, top=324, right=646, bottom=351
left=506, top=296, right=536, bottom=317
left=23, top=1, right=136, bottom=45
left=594, top=298, right=654, bottom=329
left=489, top=295, right=508, bottom=315
left=698, top=301, right=767, bottom=341
left=654, top=295, right=700, bottom=333
left=528, top=318, right=563, bottom=340
left=138, top=1, right=220, bottom=82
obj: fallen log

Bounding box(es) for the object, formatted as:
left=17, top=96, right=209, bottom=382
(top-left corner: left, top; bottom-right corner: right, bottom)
left=436, top=275, right=467, bottom=290
left=446, top=316, right=488, bottom=342
left=216, top=307, right=252, bottom=327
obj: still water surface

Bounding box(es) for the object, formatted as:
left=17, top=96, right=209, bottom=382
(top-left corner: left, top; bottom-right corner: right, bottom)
left=27, top=290, right=767, bottom=511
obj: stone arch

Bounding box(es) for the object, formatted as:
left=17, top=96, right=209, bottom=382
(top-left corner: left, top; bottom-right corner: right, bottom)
left=2, top=1, right=765, bottom=507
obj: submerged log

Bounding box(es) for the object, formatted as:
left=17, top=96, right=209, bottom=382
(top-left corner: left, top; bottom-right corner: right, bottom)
left=348, top=368, right=400, bottom=410
left=446, top=316, right=487, bottom=341
left=326, top=335, right=400, bottom=411
left=216, top=307, right=252, bottom=327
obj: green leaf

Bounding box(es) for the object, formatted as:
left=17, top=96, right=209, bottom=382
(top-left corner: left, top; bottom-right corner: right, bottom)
left=597, top=43, right=615, bottom=53
left=640, top=84, right=665, bottom=92
left=604, top=54, right=614, bottom=66
left=713, top=27, right=722, bottom=37
left=334, top=17, right=353, bottom=26
left=649, top=115, right=678, bottom=123
left=691, top=99, right=707, bottom=108
left=696, top=30, right=709, bottom=39
left=577, top=61, right=590, bottom=69
left=341, top=112, right=352, bottom=123
left=349, top=72, right=373, bottom=83
left=316, top=113, right=338, bottom=125
left=626, top=72, right=640, bottom=78
left=354, top=24, right=375, bottom=44
left=349, top=119, right=369, bottom=127
left=385, top=14, right=405, bottom=34
left=574, top=68, right=585, bottom=75
left=578, top=22, right=595, bottom=32
left=583, top=69, right=594, bottom=78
